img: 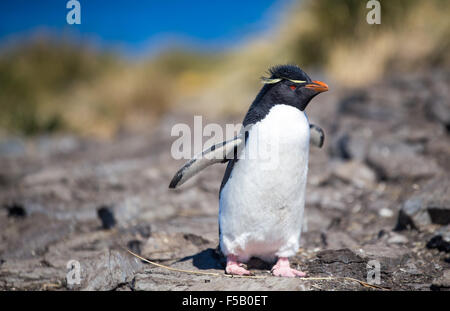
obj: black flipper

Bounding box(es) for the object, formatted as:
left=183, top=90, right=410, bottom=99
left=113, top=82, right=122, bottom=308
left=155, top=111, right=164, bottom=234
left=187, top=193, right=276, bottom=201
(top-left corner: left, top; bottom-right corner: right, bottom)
left=310, top=124, right=324, bottom=148
left=169, top=135, right=244, bottom=189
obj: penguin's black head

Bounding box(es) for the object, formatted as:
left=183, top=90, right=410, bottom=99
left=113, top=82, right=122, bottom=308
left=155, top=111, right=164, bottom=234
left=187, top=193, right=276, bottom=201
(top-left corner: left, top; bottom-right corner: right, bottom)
left=259, top=64, right=328, bottom=111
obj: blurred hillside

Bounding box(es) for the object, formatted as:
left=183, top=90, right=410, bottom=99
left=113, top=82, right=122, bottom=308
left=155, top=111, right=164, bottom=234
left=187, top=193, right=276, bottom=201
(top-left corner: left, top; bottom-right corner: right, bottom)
left=0, top=0, right=449, bottom=137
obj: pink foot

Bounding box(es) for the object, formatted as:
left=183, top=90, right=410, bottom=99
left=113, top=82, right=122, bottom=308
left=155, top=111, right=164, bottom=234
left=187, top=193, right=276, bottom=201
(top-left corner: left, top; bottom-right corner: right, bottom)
left=271, top=257, right=306, bottom=278
left=225, top=254, right=251, bottom=276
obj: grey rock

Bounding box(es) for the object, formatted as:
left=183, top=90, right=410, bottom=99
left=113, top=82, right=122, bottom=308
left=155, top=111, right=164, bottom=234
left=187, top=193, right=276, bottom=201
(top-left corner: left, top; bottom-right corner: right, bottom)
left=0, top=258, right=65, bottom=290
left=0, top=137, right=26, bottom=158
left=426, top=96, right=450, bottom=130
left=426, top=235, right=450, bottom=253
left=367, top=140, right=440, bottom=181
left=431, top=270, right=450, bottom=290
left=80, top=249, right=143, bottom=291
left=436, top=225, right=450, bottom=242
left=306, top=249, right=367, bottom=281
left=0, top=214, right=74, bottom=260
left=422, top=176, right=450, bottom=225
left=358, top=243, right=412, bottom=274
left=329, top=132, right=371, bottom=161
left=132, top=272, right=191, bottom=291
left=303, top=207, right=333, bottom=232
left=306, top=183, right=360, bottom=210
left=315, top=249, right=364, bottom=264
left=395, top=175, right=450, bottom=230
left=427, top=137, right=450, bottom=169
left=36, top=135, right=81, bottom=156
left=22, top=167, right=69, bottom=186
left=322, top=232, right=361, bottom=250
left=132, top=269, right=315, bottom=291
left=332, top=160, right=376, bottom=189
left=395, top=197, right=432, bottom=230
left=387, top=232, right=408, bottom=245
left=339, top=91, right=398, bottom=121
left=330, top=134, right=353, bottom=160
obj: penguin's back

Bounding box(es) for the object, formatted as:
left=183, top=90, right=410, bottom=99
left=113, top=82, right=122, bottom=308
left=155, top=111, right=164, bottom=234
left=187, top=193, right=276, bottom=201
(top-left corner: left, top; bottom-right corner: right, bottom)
left=219, top=104, right=310, bottom=262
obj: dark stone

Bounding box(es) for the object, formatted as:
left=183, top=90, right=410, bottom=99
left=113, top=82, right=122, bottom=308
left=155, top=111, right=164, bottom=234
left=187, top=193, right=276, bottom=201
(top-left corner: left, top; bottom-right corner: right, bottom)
left=331, top=134, right=352, bottom=160
left=316, top=248, right=364, bottom=264
left=307, top=249, right=367, bottom=280
left=430, top=270, right=450, bottom=291
left=183, top=233, right=209, bottom=246
left=327, top=217, right=342, bottom=230
left=339, top=91, right=393, bottom=121
left=339, top=92, right=369, bottom=117
left=428, top=207, right=450, bottom=226
left=320, top=232, right=328, bottom=246
left=79, top=249, right=142, bottom=290
left=130, top=224, right=151, bottom=238
left=0, top=174, right=10, bottom=187
left=97, top=206, right=116, bottom=230
left=367, top=140, right=439, bottom=181
left=378, top=229, right=387, bottom=238
left=0, top=138, right=26, bottom=157
left=394, top=209, right=419, bottom=231
left=127, top=240, right=142, bottom=255
left=395, top=176, right=450, bottom=231
left=5, top=203, right=27, bottom=218
left=426, top=96, right=450, bottom=130
left=426, top=235, right=450, bottom=253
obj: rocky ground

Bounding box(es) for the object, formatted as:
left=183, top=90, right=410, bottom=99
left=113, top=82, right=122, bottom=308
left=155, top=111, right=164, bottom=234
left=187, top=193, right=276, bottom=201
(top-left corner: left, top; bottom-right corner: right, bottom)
left=0, top=70, right=449, bottom=291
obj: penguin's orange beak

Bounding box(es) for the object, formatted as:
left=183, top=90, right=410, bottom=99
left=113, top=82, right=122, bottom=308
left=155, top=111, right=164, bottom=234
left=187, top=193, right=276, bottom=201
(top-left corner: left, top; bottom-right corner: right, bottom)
left=305, top=80, right=328, bottom=93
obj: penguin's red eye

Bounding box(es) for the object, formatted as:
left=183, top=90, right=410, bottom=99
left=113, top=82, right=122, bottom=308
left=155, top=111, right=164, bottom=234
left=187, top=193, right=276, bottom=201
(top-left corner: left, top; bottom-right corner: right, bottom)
left=290, top=85, right=296, bottom=90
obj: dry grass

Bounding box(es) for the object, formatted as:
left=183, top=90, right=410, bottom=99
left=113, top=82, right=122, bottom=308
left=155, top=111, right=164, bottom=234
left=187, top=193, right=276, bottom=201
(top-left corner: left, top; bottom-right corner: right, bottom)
left=163, top=0, right=450, bottom=117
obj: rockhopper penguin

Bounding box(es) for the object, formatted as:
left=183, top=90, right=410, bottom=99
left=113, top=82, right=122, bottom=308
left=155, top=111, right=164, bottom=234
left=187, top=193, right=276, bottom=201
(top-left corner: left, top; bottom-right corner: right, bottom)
left=169, top=64, right=328, bottom=277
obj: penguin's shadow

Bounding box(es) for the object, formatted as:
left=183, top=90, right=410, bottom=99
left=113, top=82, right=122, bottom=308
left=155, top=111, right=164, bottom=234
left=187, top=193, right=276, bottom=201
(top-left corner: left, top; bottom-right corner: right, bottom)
left=177, top=248, right=273, bottom=271
left=177, top=248, right=224, bottom=270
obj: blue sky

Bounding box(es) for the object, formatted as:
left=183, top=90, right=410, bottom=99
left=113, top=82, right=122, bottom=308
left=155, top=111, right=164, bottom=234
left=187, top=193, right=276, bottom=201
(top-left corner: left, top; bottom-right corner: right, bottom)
left=0, top=0, right=290, bottom=55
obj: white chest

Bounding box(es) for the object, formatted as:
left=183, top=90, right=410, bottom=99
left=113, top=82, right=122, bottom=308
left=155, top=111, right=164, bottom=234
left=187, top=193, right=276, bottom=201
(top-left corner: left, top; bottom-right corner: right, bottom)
left=233, top=104, right=310, bottom=195
left=245, top=104, right=310, bottom=174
